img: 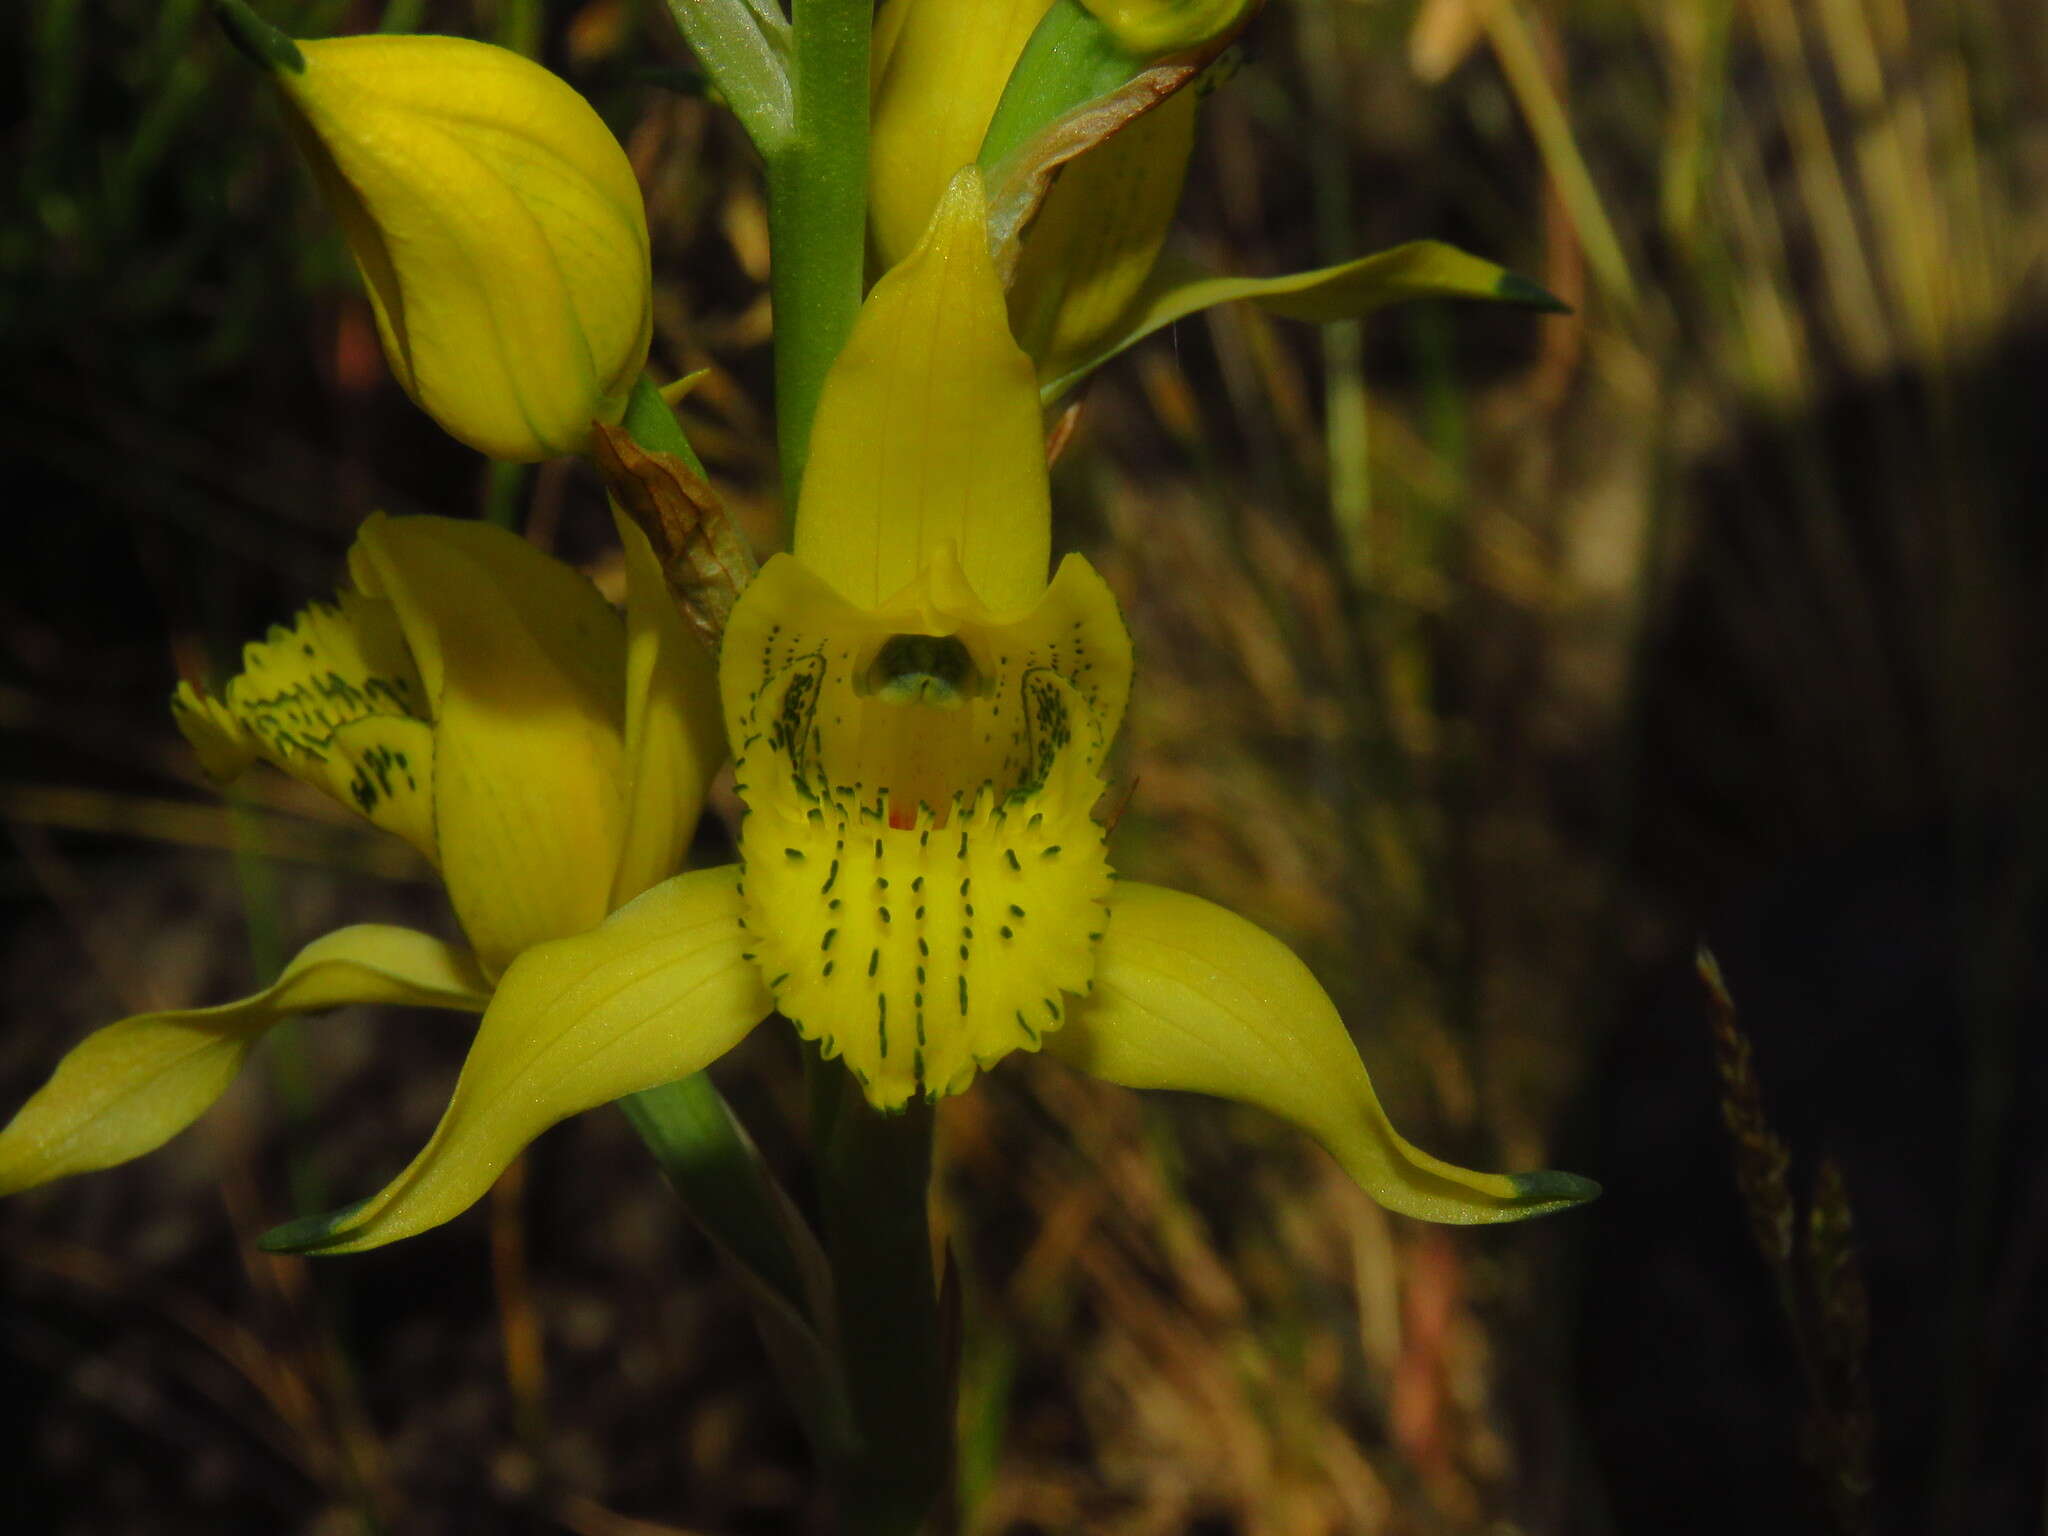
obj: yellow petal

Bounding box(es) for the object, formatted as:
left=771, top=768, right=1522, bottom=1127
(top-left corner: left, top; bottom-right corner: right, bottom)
left=1049, top=883, right=1599, bottom=1223
left=1041, top=240, right=1566, bottom=401
left=283, top=35, right=651, bottom=460
left=351, top=515, right=629, bottom=973
left=723, top=550, right=1131, bottom=1107
left=0, top=926, right=487, bottom=1196
left=261, top=867, right=770, bottom=1254
left=796, top=168, right=1051, bottom=614
left=1008, top=87, right=1195, bottom=377
left=738, top=711, right=1110, bottom=1109
left=171, top=587, right=437, bottom=861
left=609, top=504, right=726, bottom=908
left=869, top=0, right=1055, bottom=271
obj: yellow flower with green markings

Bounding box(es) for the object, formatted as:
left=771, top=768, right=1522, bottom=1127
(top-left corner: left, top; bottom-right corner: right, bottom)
left=0, top=512, right=719, bottom=1197
left=249, top=19, right=653, bottom=461
left=871, top=0, right=1557, bottom=402
left=241, top=171, right=1591, bottom=1258
left=871, top=0, right=1203, bottom=382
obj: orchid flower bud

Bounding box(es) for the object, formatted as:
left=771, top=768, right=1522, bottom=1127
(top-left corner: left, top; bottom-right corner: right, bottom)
left=1079, top=0, right=1256, bottom=56
left=240, top=12, right=652, bottom=460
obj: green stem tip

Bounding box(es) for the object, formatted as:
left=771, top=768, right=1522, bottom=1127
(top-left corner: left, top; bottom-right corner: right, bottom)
left=214, top=0, right=305, bottom=74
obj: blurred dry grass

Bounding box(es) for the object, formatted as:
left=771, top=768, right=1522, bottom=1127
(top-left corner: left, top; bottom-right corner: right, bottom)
left=4, top=0, right=2047, bottom=1531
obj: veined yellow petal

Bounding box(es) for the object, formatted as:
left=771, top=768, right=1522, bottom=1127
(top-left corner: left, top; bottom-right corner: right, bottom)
left=1050, top=883, right=1599, bottom=1223
left=737, top=710, right=1111, bottom=1109
left=1008, top=87, right=1195, bottom=377
left=284, top=35, right=651, bottom=460
left=796, top=168, right=1051, bottom=614
left=869, top=0, right=1055, bottom=271
left=723, top=550, right=1131, bottom=1107
left=609, top=504, right=725, bottom=908
left=171, top=587, right=437, bottom=861
left=351, top=515, right=629, bottom=973
left=348, top=516, right=622, bottom=714
left=0, top=926, right=487, bottom=1196
left=261, top=868, right=770, bottom=1254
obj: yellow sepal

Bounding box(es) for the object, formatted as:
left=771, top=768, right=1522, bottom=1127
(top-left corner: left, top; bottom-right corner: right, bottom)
left=1051, top=883, right=1600, bottom=1223
left=869, top=0, right=1055, bottom=272
left=1008, top=88, right=1196, bottom=378
left=261, top=868, right=770, bottom=1254
left=610, top=504, right=726, bottom=908
left=0, top=926, right=487, bottom=1196
left=172, top=586, right=437, bottom=861
left=350, top=515, right=629, bottom=975
left=1041, top=239, right=1566, bottom=401
left=796, top=168, right=1051, bottom=614
left=282, top=34, right=651, bottom=460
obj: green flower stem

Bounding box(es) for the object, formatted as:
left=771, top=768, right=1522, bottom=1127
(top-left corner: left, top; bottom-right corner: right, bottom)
left=638, top=13, right=949, bottom=1527
left=490, top=0, right=542, bottom=58
left=608, top=374, right=809, bottom=1310
left=620, top=372, right=709, bottom=478
left=212, top=0, right=305, bottom=74
left=822, top=1089, right=949, bottom=1536
left=482, top=460, right=527, bottom=530
left=765, top=0, right=871, bottom=512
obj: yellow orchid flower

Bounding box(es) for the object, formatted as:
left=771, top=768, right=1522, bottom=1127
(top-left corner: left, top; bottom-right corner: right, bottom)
left=257, top=170, right=1592, bottom=1259
left=867, top=0, right=1243, bottom=268
left=870, top=0, right=1201, bottom=382
left=247, top=15, right=652, bottom=461
left=872, top=0, right=1560, bottom=404
left=0, top=513, right=720, bottom=1197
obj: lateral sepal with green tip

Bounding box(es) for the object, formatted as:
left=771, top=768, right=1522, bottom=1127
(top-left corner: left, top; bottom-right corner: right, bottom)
left=1039, top=240, right=1569, bottom=401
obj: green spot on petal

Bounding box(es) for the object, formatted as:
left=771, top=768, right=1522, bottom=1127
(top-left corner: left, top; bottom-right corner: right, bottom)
left=258, top=1194, right=376, bottom=1253
left=1494, top=269, right=1572, bottom=314
left=1508, top=1169, right=1602, bottom=1208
